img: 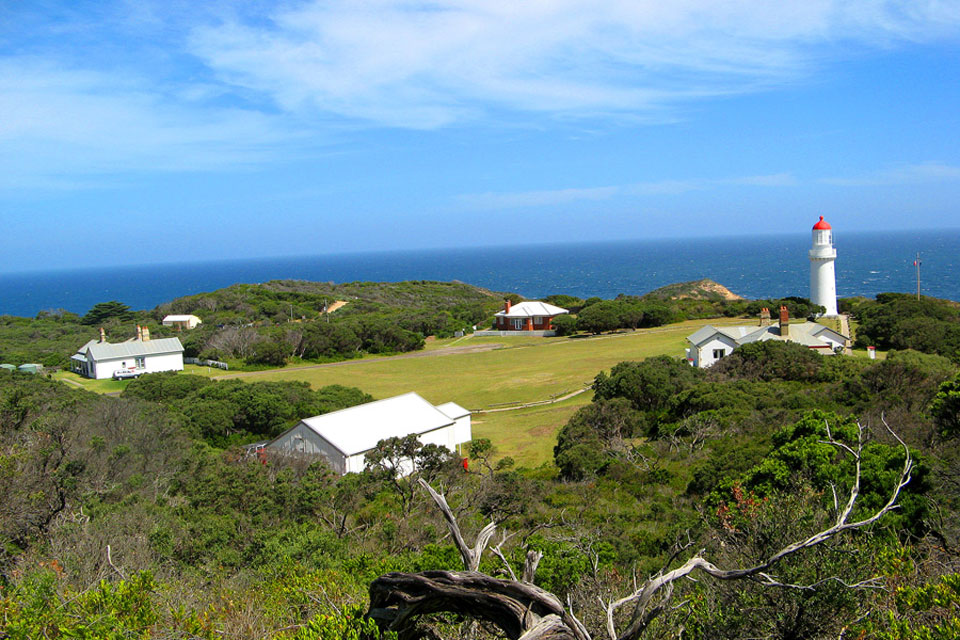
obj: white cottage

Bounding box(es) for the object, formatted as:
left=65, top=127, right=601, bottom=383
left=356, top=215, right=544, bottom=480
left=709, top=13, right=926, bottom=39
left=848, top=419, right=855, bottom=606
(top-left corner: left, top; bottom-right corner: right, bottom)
left=267, top=392, right=472, bottom=475
left=71, top=327, right=184, bottom=379
left=686, top=306, right=848, bottom=368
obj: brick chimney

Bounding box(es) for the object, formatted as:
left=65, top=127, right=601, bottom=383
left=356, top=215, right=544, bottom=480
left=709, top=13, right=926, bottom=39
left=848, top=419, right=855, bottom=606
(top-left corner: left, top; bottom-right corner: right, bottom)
left=779, top=306, right=790, bottom=337
left=142, top=326, right=150, bottom=341
left=759, top=307, right=771, bottom=327
left=504, top=299, right=512, bottom=313
left=136, top=325, right=143, bottom=341
left=99, top=327, right=106, bottom=343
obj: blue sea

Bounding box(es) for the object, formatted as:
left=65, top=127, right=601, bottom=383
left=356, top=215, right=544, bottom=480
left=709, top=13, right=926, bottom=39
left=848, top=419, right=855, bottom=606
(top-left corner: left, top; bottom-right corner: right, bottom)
left=1, top=230, right=958, bottom=317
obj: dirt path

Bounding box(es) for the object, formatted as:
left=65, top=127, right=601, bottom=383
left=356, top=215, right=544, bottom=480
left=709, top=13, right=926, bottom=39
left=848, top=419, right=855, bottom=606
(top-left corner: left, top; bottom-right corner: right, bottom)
left=214, top=342, right=504, bottom=379
left=839, top=314, right=853, bottom=354
left=474, top=386, right=589, bottom=413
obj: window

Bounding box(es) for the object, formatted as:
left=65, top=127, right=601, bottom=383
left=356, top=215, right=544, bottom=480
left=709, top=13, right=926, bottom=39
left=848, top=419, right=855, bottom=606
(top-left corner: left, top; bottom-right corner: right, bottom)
left=513, top=318, right=524, bottom=330
left=135, top=356, right=146, bottom=368
left=713, top=348, right=726, bottom=359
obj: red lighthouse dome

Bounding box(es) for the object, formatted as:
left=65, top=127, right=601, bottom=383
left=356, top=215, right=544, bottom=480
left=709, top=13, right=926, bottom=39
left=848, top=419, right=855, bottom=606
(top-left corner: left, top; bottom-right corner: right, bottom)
left=813, top=215, right=832, bottom=230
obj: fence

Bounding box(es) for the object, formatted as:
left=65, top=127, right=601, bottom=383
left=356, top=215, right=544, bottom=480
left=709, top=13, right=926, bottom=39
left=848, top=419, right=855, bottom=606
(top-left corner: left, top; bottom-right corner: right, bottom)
left=473, top=330, right=556, bottom=337
left=184, top=357, right=229, bottom=370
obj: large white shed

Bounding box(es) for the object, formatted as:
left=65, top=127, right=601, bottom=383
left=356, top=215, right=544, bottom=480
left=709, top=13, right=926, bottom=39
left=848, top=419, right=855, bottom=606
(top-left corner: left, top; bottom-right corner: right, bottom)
left=267, top=392, right=472, bottom=475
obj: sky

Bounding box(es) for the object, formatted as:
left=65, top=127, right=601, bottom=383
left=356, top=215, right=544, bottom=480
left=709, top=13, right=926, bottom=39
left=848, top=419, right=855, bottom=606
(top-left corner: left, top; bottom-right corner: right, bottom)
left=2, top=0, right=960, bottom=272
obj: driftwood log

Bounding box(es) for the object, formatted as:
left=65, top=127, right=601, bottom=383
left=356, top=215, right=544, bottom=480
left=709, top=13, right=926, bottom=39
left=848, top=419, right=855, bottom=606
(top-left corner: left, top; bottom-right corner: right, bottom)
left=366, top=418, right=912, bottom=640
left=368, top=571, right=584, bottom=640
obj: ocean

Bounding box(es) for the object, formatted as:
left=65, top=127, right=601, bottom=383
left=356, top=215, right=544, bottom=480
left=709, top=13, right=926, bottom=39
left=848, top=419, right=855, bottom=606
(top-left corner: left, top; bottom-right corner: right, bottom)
left=1, top=229, right=958, bottom=317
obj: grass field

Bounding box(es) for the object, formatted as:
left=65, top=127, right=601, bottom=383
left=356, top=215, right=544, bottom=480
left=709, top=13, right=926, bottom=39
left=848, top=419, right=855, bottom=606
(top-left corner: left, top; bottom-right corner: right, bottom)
left=212, top=319, right=745, bottom=464
left=471, top=393, right=593, bottom=468
left=217, top=319, right=738, bottom=410
left=54, top=319, right=744, bottom=465
left=53, top=364, right=220, bottom=392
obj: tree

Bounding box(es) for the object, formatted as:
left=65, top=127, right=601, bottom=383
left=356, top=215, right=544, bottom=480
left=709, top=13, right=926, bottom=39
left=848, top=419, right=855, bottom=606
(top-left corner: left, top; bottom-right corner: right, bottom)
left=366, top=420, right=914, bottom=640
left=364, top=435, right=459, bottom=515
left=592, top=356, right=702, bottom=415
left=246, top=339, right=288, bottom=367
left=576, top=301, right=623, bottom=334
left=932, top=373, right=960, bottom=438
left=551, top=314, right=577, bottom=336
left=554, top=398, right=645, bottom=480
left=80, top=300, right=133, bottom=325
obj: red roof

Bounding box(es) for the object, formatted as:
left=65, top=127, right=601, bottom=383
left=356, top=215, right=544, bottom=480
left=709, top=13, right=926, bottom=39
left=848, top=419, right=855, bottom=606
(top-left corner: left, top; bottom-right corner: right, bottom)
left=813, top=215, right=832, bottom=230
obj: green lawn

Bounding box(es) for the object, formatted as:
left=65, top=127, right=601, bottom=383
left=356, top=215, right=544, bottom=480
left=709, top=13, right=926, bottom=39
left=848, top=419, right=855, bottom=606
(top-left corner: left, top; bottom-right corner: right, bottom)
left=472, top=393, right=592, bottom=468
left=53, top=318, right=744, bottom=465
left=217, top=319, right=727, bottom=411
left=52, top=370, right=129, bottom=393
left=53, top=364, right=222, bottom=392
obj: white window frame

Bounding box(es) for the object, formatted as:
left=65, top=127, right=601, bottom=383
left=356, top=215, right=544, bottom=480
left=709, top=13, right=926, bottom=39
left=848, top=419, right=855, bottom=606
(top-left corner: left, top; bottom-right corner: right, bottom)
left=713, top=348, right=726, bottom=359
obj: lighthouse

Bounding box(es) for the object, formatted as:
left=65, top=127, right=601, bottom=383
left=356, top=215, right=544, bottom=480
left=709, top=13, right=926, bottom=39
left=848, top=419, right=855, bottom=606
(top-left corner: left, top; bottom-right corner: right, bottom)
left=809, top=215, right=838, bottom=316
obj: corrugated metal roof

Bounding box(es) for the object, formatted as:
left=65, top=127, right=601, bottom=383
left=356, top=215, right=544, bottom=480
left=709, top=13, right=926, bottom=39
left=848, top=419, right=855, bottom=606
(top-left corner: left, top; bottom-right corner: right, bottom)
left=163, top=315, right=200, bottom=322
left=298, top=392, right=455, bottom=456
left=494, top=301, right=569, bottom=318
left=83, top=337, right=184, bottom=361
left=689, top=322, right=847, bottom=349
left=435, top=401, right=470, bottom=420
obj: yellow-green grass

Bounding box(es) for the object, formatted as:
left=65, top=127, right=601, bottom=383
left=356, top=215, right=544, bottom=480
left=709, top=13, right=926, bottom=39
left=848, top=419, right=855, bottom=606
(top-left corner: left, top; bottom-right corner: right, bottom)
left=472, top=393, right=592, bottom=468
left=217, top=319, right=741, bottom=411
left=53, top=364, right=221, bottom=392
left=52, top=370, right=129, bottom=393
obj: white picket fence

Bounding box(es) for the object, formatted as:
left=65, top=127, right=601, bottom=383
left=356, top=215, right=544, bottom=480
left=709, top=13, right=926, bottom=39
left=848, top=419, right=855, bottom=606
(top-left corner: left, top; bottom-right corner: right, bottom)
left=184, top=357, right=229, bottom=370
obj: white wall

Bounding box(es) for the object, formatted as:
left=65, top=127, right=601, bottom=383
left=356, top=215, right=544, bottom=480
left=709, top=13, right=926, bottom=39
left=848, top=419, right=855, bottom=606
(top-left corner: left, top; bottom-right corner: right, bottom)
left=91, top=351, right=183, bottom=379
left=816, top=332, right=845, bottom=351
left=692, top=335, right=739, bottom=368
left=451, top=415, right=471, bottom=451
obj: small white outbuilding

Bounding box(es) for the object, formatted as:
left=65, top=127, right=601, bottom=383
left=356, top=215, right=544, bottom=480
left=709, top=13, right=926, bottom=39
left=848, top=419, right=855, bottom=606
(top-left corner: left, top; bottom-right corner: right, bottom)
left=162, top=314, right=202, bottom=330
left=267, top=392, right=472, bottom=475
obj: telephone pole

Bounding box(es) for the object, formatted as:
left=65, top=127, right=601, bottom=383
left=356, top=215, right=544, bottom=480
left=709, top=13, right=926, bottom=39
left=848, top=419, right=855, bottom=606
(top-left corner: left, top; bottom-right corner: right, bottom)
left=915, top=253, right=922, bottom=300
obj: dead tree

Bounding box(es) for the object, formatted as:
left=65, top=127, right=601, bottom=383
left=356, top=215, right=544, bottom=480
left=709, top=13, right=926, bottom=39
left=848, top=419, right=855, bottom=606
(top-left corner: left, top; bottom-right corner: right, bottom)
left=367, top=419, right=913, bottom=640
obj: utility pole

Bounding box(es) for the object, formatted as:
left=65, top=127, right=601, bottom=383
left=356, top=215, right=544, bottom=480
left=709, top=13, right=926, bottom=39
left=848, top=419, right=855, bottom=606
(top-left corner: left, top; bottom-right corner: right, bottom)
left=915, top=252, right=922, bottom=300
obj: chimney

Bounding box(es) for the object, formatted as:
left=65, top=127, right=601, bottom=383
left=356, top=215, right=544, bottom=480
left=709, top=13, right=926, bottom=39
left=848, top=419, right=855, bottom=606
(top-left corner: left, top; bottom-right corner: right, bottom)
left=136, top=325, right=143, bottom=341
left=759, top=307, right=771, bottom=327
left=142, top=326, right=150, bottom=342
left=505, top=299, right=512, bottom=313
left=779, top=306, right=790, bottom=337
left=99, top=327, right=106, bottom=343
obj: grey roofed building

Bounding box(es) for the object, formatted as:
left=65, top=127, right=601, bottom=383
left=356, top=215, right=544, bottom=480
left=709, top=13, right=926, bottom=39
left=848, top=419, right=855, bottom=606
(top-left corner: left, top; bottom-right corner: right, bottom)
left=686, top=307, right=848, bottom=368
left=72, top=331, right=185, bottom=379
left=688, top=322, right=847, bottom=349
left=79, top=337, right=184, bottom=360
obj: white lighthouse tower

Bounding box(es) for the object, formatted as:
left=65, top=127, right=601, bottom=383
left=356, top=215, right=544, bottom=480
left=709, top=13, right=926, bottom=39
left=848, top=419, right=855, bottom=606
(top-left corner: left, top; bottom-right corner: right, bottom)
left=809, top=215, right=838, bottom=316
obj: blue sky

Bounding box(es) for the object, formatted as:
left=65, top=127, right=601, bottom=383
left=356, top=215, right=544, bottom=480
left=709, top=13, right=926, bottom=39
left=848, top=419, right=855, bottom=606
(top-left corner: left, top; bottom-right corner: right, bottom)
left=2, top=0, right=960, bottom=272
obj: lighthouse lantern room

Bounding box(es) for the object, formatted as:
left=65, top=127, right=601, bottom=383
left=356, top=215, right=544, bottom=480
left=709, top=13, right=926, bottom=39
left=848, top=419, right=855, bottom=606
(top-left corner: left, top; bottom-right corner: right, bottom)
left=809, top=215, right=838, bottom=317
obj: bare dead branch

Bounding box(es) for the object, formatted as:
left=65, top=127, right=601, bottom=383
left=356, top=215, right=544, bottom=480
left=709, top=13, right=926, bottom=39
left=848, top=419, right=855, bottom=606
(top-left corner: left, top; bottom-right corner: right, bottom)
left=419, top=479, right=496, bottom=571
left=377, top=423, right=910, bottom=640
left=105, top=544, right=125, bottom=581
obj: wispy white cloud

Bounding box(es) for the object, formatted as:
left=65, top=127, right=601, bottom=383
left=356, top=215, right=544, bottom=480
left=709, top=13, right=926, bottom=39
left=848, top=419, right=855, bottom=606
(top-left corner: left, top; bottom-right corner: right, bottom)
left=2, top=0, right=959, bottom=187
left=189, top=0, right=960, bottom=128
left=457, top=173, right=796, bottom=210
left=0, top=58, right=303, bottom=188
left=821, top=162, right=960, bottom=187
